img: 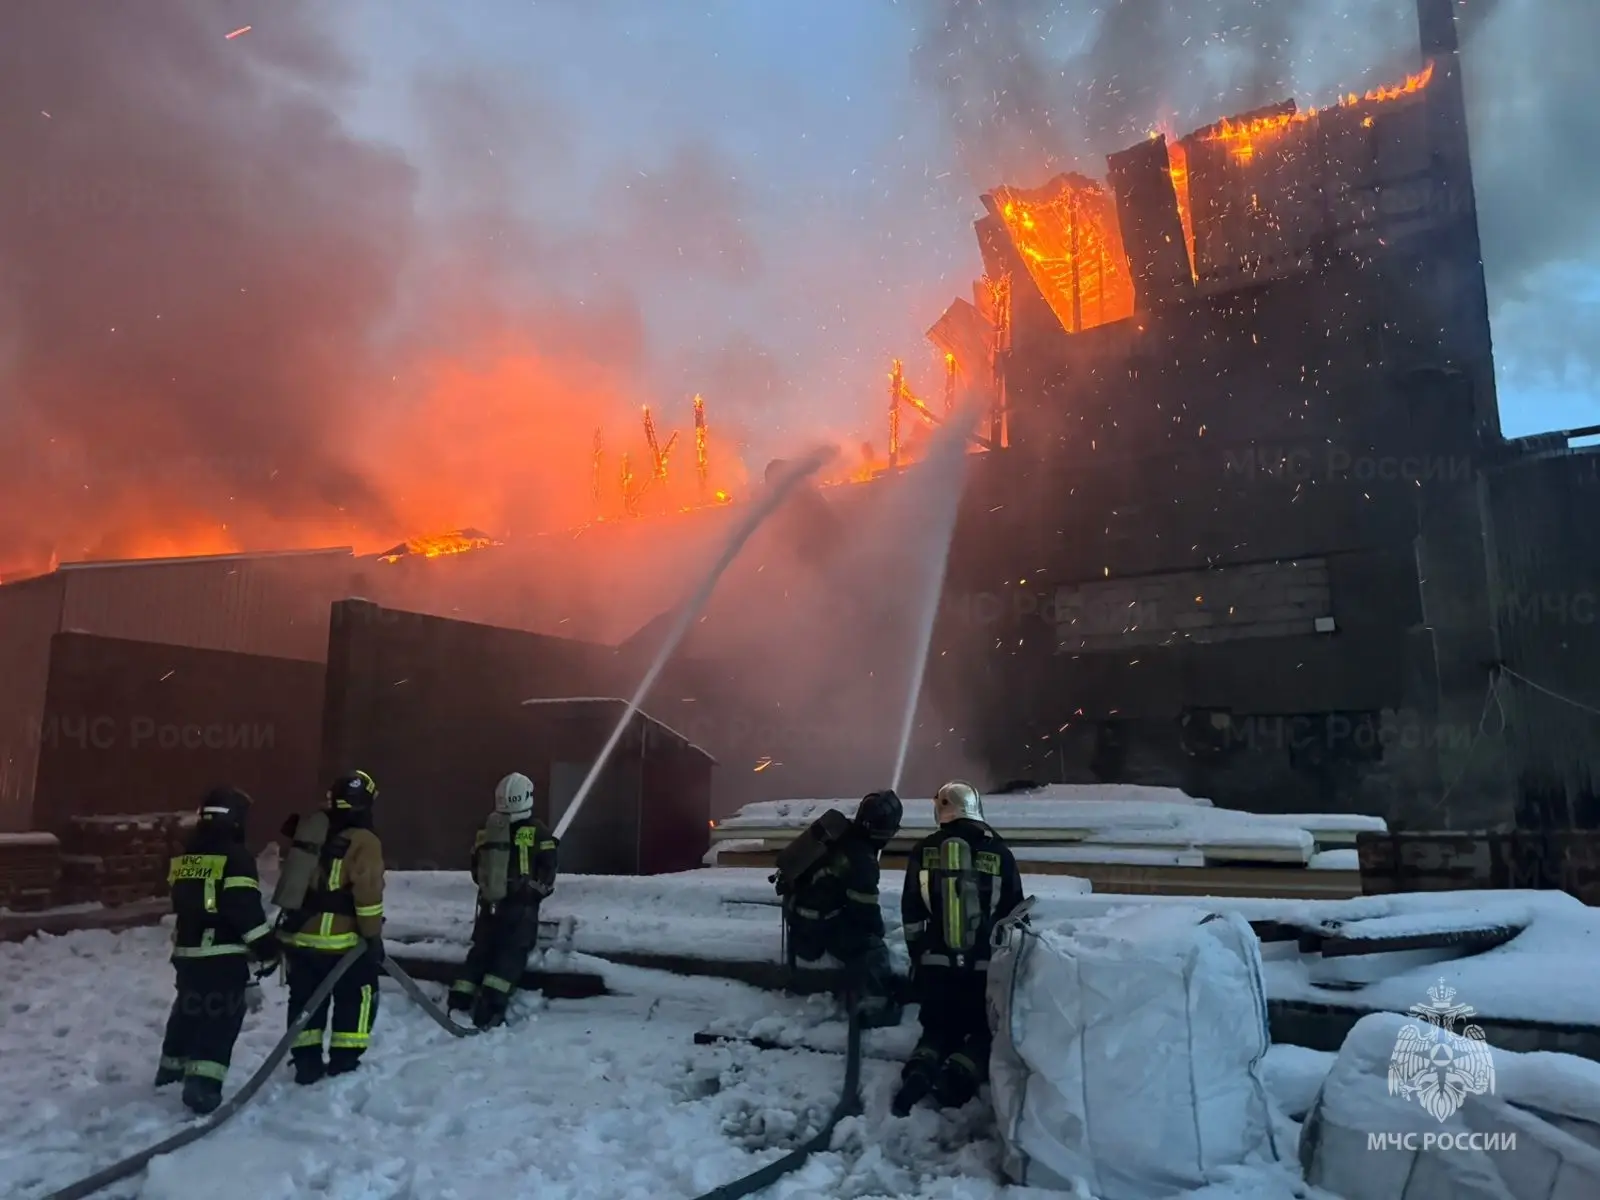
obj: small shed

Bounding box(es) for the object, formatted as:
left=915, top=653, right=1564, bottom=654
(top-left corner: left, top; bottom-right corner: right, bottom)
left=521, top=698, right=717, bottom=876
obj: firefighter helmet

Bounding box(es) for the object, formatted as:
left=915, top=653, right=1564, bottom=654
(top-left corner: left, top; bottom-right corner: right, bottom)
left=198, top=786, right=251, bottom=831
left=854, top=789, right=903, bottom=841
left=328, top=770, right=378, bottom=812
left=933, top=780, right=983, bottom=825
left=494, top=772, right=535, bottom=819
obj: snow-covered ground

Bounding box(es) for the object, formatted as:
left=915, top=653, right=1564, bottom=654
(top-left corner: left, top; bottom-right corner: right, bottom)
left=0, top=923, right=1333, bottom=1200
left=380, top=870, right=1600, bottom=1028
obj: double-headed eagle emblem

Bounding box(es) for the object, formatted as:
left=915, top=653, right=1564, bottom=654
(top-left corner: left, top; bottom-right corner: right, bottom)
left=1387, top=978, right=1496, bottom=1122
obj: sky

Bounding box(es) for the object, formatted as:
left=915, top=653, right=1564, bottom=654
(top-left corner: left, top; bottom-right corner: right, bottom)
left=2, top=0, right=1595, bottom=574
left=333, top=0, right=1598, bottom=440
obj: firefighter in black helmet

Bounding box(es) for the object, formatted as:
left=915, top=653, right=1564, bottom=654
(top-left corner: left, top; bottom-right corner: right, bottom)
left=893, top=780, right=1024, bottom=1117
left=274, top=770, right=386, bottom=1085
left=157, top=786, right=280, bottom=1114
left=775, top=789, right=905, bottom=1029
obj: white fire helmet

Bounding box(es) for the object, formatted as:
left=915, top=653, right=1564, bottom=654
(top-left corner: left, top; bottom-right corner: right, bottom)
left=934, top=780, right=983, bottom=825
left=494, top=772, right=535, bottom=819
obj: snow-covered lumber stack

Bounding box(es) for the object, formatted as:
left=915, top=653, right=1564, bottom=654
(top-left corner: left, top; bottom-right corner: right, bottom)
left=707, top=784, right=1381, bottom=899
left=0, top=833, right=61, bottom=912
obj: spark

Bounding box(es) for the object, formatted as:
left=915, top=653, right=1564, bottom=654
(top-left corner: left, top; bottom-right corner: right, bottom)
left=225, top=25, right=252, bottom=39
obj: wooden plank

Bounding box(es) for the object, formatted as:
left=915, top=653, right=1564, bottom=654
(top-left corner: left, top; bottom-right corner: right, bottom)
left=1105, top=134, right=1194, bottom=308
left=1316, top=923, right=1523, bottom=959
left=0, top=897, right=168, bottom=944
left=1358, top=831, right=1600, bottom=904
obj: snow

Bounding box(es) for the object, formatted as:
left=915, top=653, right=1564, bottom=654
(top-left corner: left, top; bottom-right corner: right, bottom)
left=1307, top=850, right=1359, bottom=871
left=0, top=921, right=1332, bottom=1200
left=377, top=872, right=1600, bottom=1027
left=714, top=791, right=1381, bottom=864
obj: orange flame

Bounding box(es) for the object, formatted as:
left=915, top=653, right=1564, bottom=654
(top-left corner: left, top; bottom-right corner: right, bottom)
left=1165, top=139, right=1197, bottom=280
left=1204, top=61, right=1435, bottom=162
left=993, top=175, right=1135, bottom=335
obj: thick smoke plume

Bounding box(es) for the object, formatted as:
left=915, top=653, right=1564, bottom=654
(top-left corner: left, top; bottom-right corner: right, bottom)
left=908, top=0, right=1600, bottom=415
left=0, top=0, right=769, bottom=579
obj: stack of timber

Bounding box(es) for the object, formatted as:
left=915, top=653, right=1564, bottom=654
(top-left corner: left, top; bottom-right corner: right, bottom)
left=707, top=785, right=1381, bottom=900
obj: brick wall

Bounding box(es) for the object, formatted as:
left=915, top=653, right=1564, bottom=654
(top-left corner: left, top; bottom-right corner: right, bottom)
left=0, top=833, right=61, bottom=912
left=1056, top=559, right=1332, bottom=652
left=57, top=812, right=194, bottom=908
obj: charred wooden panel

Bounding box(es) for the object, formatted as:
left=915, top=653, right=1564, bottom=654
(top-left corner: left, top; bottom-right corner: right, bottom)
left=1105, top=135, right=1193, bottom=309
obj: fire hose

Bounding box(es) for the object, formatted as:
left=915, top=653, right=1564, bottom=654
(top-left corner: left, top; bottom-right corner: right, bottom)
left=40, top=950, right=476, bottom=1200
left=688, top=1009, right=863, bottom=1200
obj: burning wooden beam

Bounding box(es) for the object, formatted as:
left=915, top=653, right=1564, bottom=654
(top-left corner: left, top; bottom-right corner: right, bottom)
left=642, top=406, right=668, bottom=482
left=944, top=352, right=957, bottom=415
left=693, top=394, right=708, bottom=499
left=888, top=360, right=903, bottom=468
left=592, top=428, right=604, bottom=517
left=621, top=452, right=638, bottom=517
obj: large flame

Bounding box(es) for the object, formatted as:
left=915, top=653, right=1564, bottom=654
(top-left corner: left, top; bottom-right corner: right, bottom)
left=993, top=174, right=1136, bottom=335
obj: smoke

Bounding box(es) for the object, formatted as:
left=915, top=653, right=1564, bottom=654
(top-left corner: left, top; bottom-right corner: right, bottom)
left=0, top=0, right=765, bottom=578
left=907, top=0, right=1600, bottom=418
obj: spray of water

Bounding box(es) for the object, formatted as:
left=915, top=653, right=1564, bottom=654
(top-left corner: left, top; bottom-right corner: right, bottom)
left=553, top=444, right=840, bottom=842
left=889, top=403, right=985, bottom=793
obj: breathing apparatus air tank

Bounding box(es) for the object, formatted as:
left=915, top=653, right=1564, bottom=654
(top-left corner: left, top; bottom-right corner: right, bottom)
left=770, top=806, right=853, bottom=897
left=477, top=812, right=513, bottom=905
left=271, top=810, right=330, bottom=913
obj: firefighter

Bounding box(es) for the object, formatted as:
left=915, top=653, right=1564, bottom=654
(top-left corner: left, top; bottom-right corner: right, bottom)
left=892, top=780, right=1024, bottom=1117
left=274, top=770, right=386, bottom=1084
left=774, top=789, right=904, bottom=1029
left=449, top=772, right=558, bottom=1028
left=156, top=786, right=280, bottom=1115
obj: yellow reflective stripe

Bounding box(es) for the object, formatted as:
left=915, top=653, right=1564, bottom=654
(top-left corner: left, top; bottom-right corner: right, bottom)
left=319, top=859, right=344, bottom=940
left=223, top=876, right=259, bottom=890
left=450, top=980, right=478, bottom=995
left=538, top=840, right=557, bottom=850
left=975, top=851, right=1001, bottom=876
left=483, top=974, right=514, bottom=993
left=172, top=943, right=248, bottom=957
left=354, top=903, right=384, bottom=918
left=280, top=931, right=360, bottom=951
left=943, top=839, right=962, bottom=951
left=359, top=983, right=373, bottom=1035
left=160, top=1055, right=187, bottom=1071
left=293, top=1030, right=324, bottom=1050
left=845, top=889, right=879, bottom=905
left=186, top=1060, right=228, bottom=1081
left=241, top=922, right=273, bottom=944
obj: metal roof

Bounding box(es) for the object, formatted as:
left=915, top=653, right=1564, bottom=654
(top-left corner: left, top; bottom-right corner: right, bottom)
left=519, top=697, right=716, bottom=763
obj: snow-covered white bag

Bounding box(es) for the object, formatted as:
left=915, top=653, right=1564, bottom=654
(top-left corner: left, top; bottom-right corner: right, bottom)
left=1301, top=1011, right=1600, bottom=1200
left=987, top=904, right=1279, bottom=1198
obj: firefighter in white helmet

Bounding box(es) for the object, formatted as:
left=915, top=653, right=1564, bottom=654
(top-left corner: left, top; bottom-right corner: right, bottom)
left=449, top=773, right=559, bottom=1028
left=893, top=780, right=1024, bottom=1117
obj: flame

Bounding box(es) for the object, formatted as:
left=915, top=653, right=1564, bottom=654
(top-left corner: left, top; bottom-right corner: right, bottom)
left=376, top=528, right=501, bottom=563
left=1204, top=61, right=1435, bottom=162
left=943, top=351, right=957, bottom=415
left=692, top=394, right=708, bottom=498
left=993, top=175, right=1135, bottom=334
left=1166, top=139, right=1197, bottom=280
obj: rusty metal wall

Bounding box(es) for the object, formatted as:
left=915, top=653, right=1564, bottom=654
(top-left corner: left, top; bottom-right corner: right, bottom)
left=57, top=548, right=361, bottom=662
left=0, top=575, right=65, bottom=831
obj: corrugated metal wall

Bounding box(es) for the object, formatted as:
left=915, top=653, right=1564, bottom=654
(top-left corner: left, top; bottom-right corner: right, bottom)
left=0, top=575, right=65, bottom=831
left=57, top=549, right=360, bottom=662
left=1486, top=450, right=1600, bottom=827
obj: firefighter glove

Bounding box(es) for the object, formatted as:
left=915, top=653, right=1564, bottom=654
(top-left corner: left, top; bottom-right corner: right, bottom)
left=365, top=936, right=386, bottom=967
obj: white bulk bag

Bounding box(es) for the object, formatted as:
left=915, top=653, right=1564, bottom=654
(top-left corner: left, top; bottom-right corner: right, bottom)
left=1301, top=1011, right=1600, bottom=1200
left=987, top=903, right=1280, bottom=1198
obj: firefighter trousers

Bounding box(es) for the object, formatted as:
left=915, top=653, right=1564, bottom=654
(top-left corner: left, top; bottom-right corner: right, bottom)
left=286, top=948, right=380, bottom=1068
left=787, top=921, right=900, bottom=1027
left=159, top=956, right=250, bottom=1085
left=450, top=899, right=541, bottom=1022
left=901, top=966, right=991, bottom=1108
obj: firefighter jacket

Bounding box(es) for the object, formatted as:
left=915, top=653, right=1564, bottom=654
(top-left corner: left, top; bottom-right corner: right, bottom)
left=901, top=818, right=1024, bottom=973
left=471, top=817, right=558, bottom=904
left=168, top=825, right=276, bottom=961
left=783, top=828, right=886, bottom=950
left=278, top=812, right=386, bottom=953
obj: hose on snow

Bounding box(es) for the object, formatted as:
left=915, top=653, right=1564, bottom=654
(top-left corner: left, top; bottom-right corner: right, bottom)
left=689, top=1009, right=864, bottom=1200
left=38, top=952, right=476, bottom=1200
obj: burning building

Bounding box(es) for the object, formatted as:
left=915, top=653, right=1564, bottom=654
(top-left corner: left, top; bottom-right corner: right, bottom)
left=902, top=0, right=1533, bottom=830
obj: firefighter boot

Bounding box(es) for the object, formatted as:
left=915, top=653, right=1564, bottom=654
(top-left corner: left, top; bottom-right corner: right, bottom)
left=181, top=1075, right=223, bottom=1115
left=932, top=1052, right=982, bottom=1110
left=892, top=1050, right=939, bottom=1117
left=472, top=989, right=508, bottom=1030
left=327, top=1052, right=363, bottom=1077
left=154, top=1060, right=185, bottom=1088
left=292, top=1052, right=326, bottom=1086
left=447, top=984, right=475, bottom=1015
